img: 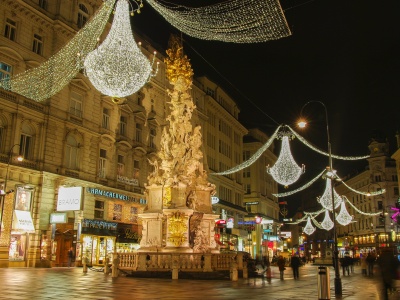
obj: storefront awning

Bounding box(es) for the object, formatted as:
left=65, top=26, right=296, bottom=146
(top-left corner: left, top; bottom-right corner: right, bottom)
left=13, top=210, right=35, bottom=232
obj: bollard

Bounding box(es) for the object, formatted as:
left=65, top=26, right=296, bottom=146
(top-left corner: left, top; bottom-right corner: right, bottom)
left=317, top=266, right=330, bottom=300
left=172, top=260, right=179, bottom=280
left=112, top=256, right=120, bottom=278
left=82, top=257, right=88, bottom=273
left=243, top=263, right=248, bottom=279
left=104, top=257, right=109, bottom=274
left=230, top=261, right=238, bottom=281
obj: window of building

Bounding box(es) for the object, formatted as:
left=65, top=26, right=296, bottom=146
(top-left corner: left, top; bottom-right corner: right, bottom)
left=135, top=123, right=142, bottom=143
left=112, top=203, right=123, bottom=221
left=151, top=99, right=155, bottom=112
left=20, top=124, right=33, bottom=160
left=243, top=167, right=250, bottom=178
left=77, top=4, right=89, bottom=29
left=69, top=91, right=83, bottom=118
left=4, top=19, right=16, bottom=41
left=244, top=184, right=251, bottom=194
left=149, top=128, right=156, bottom=148
left=117, top=155, right=124, bottom=176
left=94, top=200, right=104, bottom=219
left=102, top=108, right=110, bottom=129
left=39, top=0, right=48, bottom=9
left=32, top=34, right=43, bottom=55
left=0, top=62, right=12, bottom=81
left=133, top=159, right=139, bottom=179
left=65, top=135, right=79, bottom=169
left=98, top=149, right=107, bottom=178
left=119, top=115, right=127, bottom=136
left=129, top=206, right=138, bottom=223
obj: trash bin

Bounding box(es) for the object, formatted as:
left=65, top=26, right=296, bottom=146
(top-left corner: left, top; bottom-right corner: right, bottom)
left=317, top=266, right=330, bottom=300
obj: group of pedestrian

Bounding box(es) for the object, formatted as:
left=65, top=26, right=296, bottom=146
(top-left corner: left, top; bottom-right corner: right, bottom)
left=276, top=253, right=303, bottom=280
left=340, top=252, right=353, bottom=276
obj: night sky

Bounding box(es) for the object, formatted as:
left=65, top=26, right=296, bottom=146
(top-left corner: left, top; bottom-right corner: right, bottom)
left=131, top=0, right=400, bottom=215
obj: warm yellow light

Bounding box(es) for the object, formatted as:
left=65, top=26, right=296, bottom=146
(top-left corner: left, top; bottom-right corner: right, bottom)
left=17, top=156, right=23, bottom=162
left=298, top=120, right=307, bottom=128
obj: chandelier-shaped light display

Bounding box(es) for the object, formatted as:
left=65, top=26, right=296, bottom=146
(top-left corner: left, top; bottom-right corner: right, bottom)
left=303, top=217, right=316, bottom=235
left=317, top=178, right=342, bottom=210
left=321, top=210, right=334, bottom=231
left=0, top=0, right=116, bottom=102
left=266, top=131, right=305, bottom=187
left=146, top=0, right=291, bottom=43
left=84, top=0, right=155, bottom=98
left=336, top=200, right=353, bottom=226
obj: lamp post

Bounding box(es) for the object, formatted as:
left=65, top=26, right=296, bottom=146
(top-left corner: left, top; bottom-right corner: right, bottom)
left=0, top=144, right=23, bottom=233
left=298, top=100, right=342, bottom=296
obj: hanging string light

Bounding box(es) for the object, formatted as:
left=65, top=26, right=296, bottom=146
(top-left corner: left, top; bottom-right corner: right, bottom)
left=287, top=125, right=369, bottom=161
left=211, top=125, right=282, bottom=176
left=303, top=216, right=316, bottom=235
left=83, top=0, right=158, bottom=99
left=320, top=209, right=334, bottom=231
left=336, top=199, right=353, bottom=226
left=317, top=177, right=342, bottom=210
left=145, top=0, right=291, bottom=43
left=0, top=0, right=116, bottom=102
left=342, top=196, right=381, bottom=216
left=273, top=169, right=325, bottom=197
left=266, top=130, right=305, bottom=187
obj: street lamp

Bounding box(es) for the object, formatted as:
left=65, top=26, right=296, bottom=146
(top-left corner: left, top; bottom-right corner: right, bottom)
left=298, top=100, right=342, bottom=296
left=0, top=144, right=23, bottom=233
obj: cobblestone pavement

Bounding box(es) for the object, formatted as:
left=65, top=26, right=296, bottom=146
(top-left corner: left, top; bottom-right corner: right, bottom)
left=0, top=264, right=399, bottom=300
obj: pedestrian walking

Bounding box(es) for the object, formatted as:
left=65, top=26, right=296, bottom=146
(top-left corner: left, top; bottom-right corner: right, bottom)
left=290, top=254, right=301, bottom=279
left=340, top=253, right=352, bottom=276
left=366, top=251, right=376, bottom=276
left=360, top=255, right=367, bottom=276
left=277, top=255, right=286, bottom=280
left=67, top=246, right=75, bottom=268
left=376, top=249, right=399, bottom=300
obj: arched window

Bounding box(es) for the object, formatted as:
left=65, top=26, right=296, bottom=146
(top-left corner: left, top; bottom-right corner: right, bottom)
left=65, top=135, right=79, bottom=170
left=77, top=4, right=89, bottom=29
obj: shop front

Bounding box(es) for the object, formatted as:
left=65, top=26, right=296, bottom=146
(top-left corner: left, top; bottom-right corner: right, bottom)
left=116, top=223, right=141, bottom=252
left=78, top=219, right=117, bottom=266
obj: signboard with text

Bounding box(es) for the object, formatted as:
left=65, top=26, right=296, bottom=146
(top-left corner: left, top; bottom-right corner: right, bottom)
left=57, top=186, right=82, bottom=211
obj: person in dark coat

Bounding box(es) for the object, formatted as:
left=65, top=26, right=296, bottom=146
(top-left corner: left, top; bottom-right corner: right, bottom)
left=340, top=253, right=352, bottom=276
left=366, top=251, right=376, bottom=276
left=277, top=255, right=286, bottom=280
left=376, top=249, right=399, bottom=300
left=290, top=254, right=301, bottom=279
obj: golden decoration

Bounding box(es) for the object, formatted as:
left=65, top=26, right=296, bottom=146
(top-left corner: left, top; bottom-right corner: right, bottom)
left=164, top=34, right=193, bottom=86
left=167, top=211, right=187, bottom=246
left=163, top=186, right=172, bottom=208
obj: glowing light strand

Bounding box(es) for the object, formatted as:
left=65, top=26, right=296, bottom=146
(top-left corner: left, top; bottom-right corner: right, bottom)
left=0, top=0, right=116, bottom=102
left=272, top=169, right=325, bottom=197
left=336, top=199, right=353, bottom=226
left=266, top=131, right=305, bottom=187
left=211, top=125, right=282, bottom=176
left=287, top=125, right=369, bottom=160
left=83, top=0, right=158, bottom=98
left=337, top=177, right=386, bottom=196
left=146, top=0, right=291, bottom=43
left=342, top=196, right=381, bottom=216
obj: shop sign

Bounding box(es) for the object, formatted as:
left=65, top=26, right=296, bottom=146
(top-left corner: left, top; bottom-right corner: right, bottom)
left=81, top=219, right=118, bottom=236
left=57, top=186, right=82, bottom=211
left=117, top=223, right=140, bottom=243
left=117, top=175, right=139, bottom=186
left=226, top=218, right=234, bottom=228
left=211, top=196, right=219, bottom=204
left=13, top=210, right=35, bottom=232
left=86, top=187, right=147, bottom=204
left=50, top=212, right=67, bottom=224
